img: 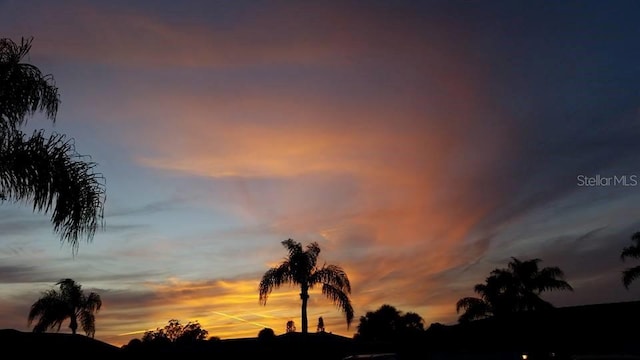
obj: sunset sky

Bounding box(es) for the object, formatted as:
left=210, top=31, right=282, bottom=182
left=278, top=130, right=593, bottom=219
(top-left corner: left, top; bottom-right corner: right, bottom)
left=1, top=0, right=639, bottom=347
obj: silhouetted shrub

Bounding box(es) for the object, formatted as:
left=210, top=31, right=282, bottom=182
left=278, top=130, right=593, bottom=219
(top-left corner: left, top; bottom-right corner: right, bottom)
left=258, top=327, right=276, bottom=340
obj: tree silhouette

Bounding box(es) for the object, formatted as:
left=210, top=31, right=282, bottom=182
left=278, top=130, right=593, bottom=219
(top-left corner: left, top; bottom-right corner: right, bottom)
left=258, top=327, right=276, bottom=340
left=142, top=319, right=209, bottom=344
left=28, top=278, right=102, bottom=337
left=0, top=37, right=105, bottom=252
left=259, top=239, right=354, bottom=334
left=355, top=304, right=425, bottom=342
left=317, top=316, right=325, bottom=333
left=621, top=231, right=640, bottom=289
left=456, top=257, right=573, bottom=322
left=286, top=320, right=296, bottom=333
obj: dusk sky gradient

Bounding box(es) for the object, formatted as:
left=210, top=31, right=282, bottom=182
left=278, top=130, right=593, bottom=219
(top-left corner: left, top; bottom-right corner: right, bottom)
left=1, top=0, right=639, bottom=347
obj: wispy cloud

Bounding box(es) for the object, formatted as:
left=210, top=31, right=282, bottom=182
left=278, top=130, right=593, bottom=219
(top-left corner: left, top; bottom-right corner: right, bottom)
left=1, top=1, right=443, bottom=69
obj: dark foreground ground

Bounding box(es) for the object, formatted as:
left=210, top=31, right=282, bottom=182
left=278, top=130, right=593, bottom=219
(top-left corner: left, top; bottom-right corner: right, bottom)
left=2, top=301, right=639, bottom=360
left=1, top=329, right=638, bottom=360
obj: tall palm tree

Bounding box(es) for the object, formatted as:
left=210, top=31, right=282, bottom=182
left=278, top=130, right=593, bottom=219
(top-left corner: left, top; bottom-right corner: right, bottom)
left=0, top=37, right=105, bottom=252
left=621, top=231, right=640, bottom=289
left=259, top=239, right=354, bottom=334
left=28, top=278, right=102, bottom=338
left=456, top=257, right=573, bottom=322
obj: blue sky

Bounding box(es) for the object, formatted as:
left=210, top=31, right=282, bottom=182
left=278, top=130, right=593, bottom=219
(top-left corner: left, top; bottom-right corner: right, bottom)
left=1, top=0, right=639, bottom=347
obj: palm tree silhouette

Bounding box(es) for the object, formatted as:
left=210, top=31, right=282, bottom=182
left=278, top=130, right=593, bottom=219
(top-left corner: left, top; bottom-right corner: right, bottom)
left=286, top=320, right=296, bottom=333
left=28, top=279, right=102, bottom=337
left=259, top=239, right=354, bottom=334
left=317, top=316, right=325, bottom=333
left=456, top=257, right=573, bottom=322
left=456, top=273, right=504, bottom=322
left=621, top=231, right=640, bottom=289
left=0, top=37, right=105, bottom=252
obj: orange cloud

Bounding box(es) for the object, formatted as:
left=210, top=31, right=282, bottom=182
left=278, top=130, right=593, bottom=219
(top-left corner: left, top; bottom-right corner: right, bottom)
left=81, top=13, right=512, bottom=339
left=107, top=82, right=508, bottom=344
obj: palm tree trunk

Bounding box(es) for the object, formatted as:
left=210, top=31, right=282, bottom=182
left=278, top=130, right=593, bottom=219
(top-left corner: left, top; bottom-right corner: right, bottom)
left=69, top=313, right=78, bottom=335
left=300, top=286, right=309, bottom=334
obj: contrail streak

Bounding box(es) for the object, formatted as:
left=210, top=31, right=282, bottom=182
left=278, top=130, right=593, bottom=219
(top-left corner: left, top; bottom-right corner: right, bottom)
left=118, top=312, right=271, bottom=336
left=212, top=311, right=270, bottom=328
left=118, top=329, right=154, bottom=336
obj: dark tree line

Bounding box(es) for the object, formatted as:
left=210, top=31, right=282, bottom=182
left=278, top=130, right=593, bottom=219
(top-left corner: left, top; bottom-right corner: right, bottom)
left=123, top=319, right=216, bottom=353
left=27, top=232, right=640, bottom=343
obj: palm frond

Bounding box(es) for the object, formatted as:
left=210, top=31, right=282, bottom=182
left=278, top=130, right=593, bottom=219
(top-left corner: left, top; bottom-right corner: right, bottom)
left=511, top=257, right=541, bottom=269
left=622, top=265, right=640, bottom=289
left=28, top=290, right=58, bottom=325
left=259, top=263, right=293, bottom=305
left=0, top=130, right=105, bottom=252
left=473, top=282, right=488, bottom=295
left=478, top=273, right=512, bottom=300
left=58, top=279, right=82, bottom=301
left=0, top=37, right=59, bottom=129
left=310, top=264, right=351, bottom=294
left=79, top=311, right=96, bottom=338
left=537, top=266, right=565, bottom=279
left=282, top=238, right=303, bottom=258
left=487, top=268, right=512, bottom=282
left=28, top=291, right=68, bottom=333
left=622, top=246, right=640, bottom=260
left=321, top=283, right=354, bottom=328
left=520, top=292, right=554, bottom=312
left=621, top=233, right=640, bottom=260
left=85, top=292, right=102, bottom=313
left=455, top=297, right=490, bottom=322
left=283, top=239, right=320, bottom=283
left=305, top=242, right=321, bottom=267
left=536, top=267, right=573, bottom=292
left=537, top=277, right=573, bottom=292
left=506, top=257, right=523, bottom=272
left=456, top=296, right=482, bottom=314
